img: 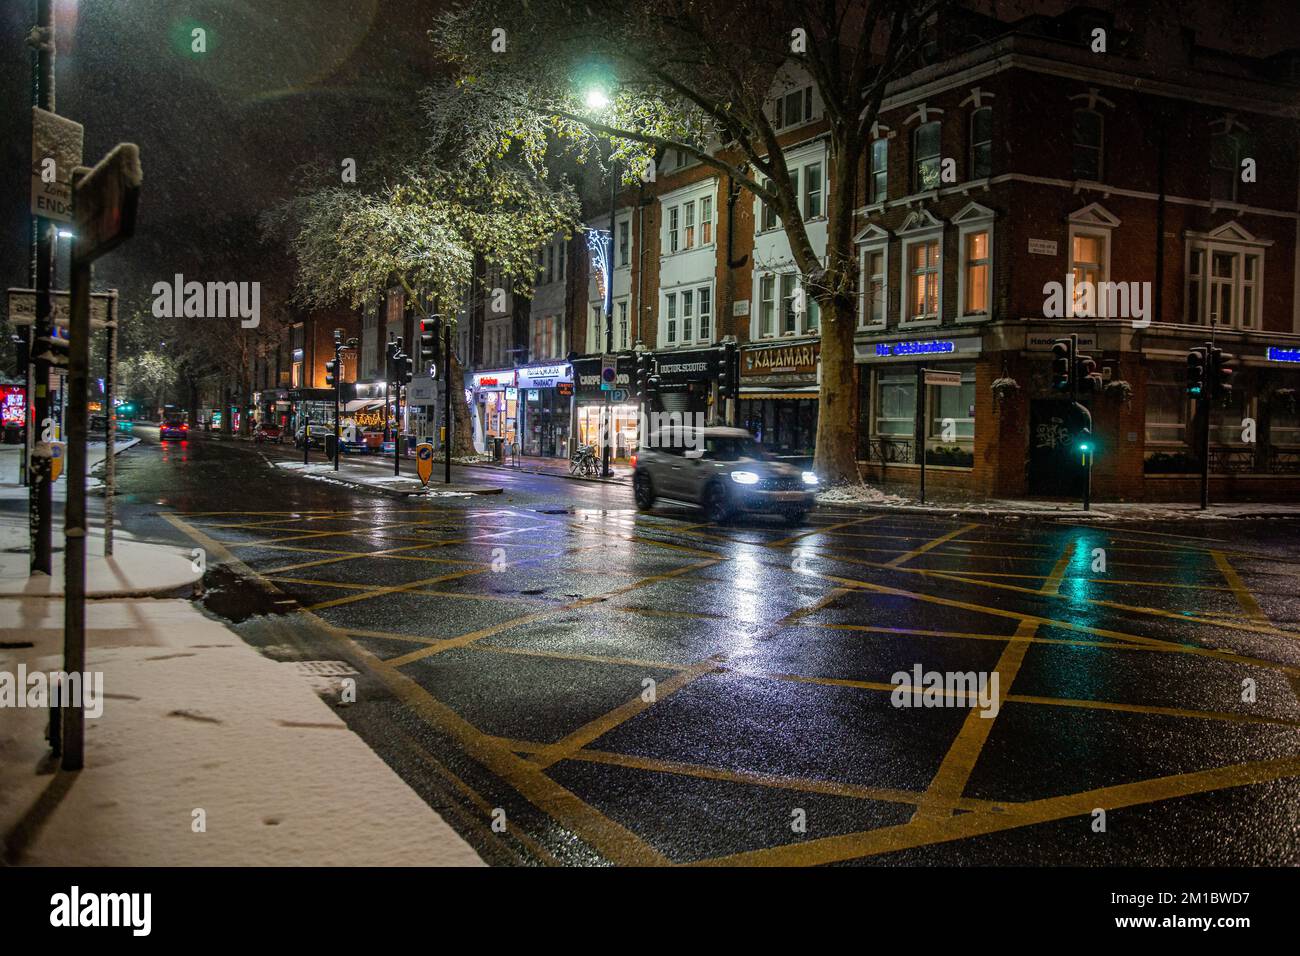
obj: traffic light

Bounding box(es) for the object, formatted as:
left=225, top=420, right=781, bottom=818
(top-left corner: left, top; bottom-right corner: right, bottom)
left=419, top=318, right=439, bottom=373
left=1075, top=352, right=1103, bottom=393
left=719, top=341, right=737, bottom=398
left=1051, top=338, right=1072, bottom=391
left=1186, top=347, right=1207, bottom=397
left=325, top=358, right=339, bottom=387
left=1209, top=346, right=1234, bottom=401
left=635, top=352, right=650, bottom=403
left=1070, top=401, right=1094, bottom=458
left=400, top=354, right=414, bottom=386
left=33, top=328, right=70, bottom=369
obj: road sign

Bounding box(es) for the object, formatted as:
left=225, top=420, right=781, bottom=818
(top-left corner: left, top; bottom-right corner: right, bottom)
left=416, top=442, right=434, bottom=486
left=600, top=354, right=617, bottom=390
left=73, top=143, right=141, bottom=264
left=923, top=369, right=962, bottom=387
left=31, top=108, right=84, bottom=223
left=7, top=288, right=113, bottom=328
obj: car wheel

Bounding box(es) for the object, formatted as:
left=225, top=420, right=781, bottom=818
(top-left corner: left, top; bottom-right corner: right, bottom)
left=633, top=470, right=655, bottom=510
left=702, top=482, right=732, bottom=524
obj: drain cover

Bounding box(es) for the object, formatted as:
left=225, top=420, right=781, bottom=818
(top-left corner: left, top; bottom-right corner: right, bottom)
left=289, top=660, right=358, bottom=678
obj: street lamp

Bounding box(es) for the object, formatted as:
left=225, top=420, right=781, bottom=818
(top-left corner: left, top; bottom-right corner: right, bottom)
left=584, top=82, right=618, bottom=477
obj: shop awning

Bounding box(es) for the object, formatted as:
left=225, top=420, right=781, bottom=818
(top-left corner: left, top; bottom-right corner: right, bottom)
left=739, top=386, right=819, bottom=400
left=342, top=398, right=383, bottom=413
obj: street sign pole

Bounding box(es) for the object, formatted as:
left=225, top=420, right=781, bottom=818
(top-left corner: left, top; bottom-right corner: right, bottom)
left=394, top=382, right=402, bottom=476
left=62, top=167, right=91, bottom=771
left=62, top=142, right=140, bottom=771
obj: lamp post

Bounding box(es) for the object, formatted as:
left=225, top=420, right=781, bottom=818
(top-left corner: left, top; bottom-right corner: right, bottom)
left=585, top=83, right=617, bottom=478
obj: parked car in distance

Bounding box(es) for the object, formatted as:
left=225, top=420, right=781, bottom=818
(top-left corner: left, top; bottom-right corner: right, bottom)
left=159, top=418, right=189, bottom=441
left=294, top=423, right=330, bottom=448
left=632, top=425, right=818, bottom=524
left=253, top=421, right=283, bottom=444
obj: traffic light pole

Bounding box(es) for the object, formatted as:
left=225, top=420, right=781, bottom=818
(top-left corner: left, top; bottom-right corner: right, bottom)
left=29, top=0, right=56, bottom=576
left=333, top=345, right=341, bottom=472
left=394, top=381, right=402, bottom=476
left=444, top=324, right=452, bottom=484
left=1200, top=338, right=1212, bottom=510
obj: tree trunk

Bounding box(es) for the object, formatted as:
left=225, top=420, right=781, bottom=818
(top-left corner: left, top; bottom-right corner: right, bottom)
left=814, top=295, right=861, bottom=485
left=447, top=350, right=475, bottom=457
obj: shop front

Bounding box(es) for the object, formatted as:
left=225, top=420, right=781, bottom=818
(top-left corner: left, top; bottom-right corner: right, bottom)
left=471, top=369, right=517, bottom=454
left=855, top=335, right=981, bottom=488
left=573, top=354, right=638, bottom=459
left=650, top=346, right=728, bottom=419
left=739, top=339, right=819, bottom=459
left=516, top=362, right=572, bottom=458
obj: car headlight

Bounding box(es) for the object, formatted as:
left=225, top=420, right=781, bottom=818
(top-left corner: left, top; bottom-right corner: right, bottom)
left=730, top=471, right=760, bottom=485
left=802, top=472, right=819, bottom=486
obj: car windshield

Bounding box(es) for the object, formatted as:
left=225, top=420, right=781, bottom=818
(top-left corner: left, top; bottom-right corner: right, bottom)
left=705, top=436, right=768, bottom=461
left=164, top=419, right=184, bottom=426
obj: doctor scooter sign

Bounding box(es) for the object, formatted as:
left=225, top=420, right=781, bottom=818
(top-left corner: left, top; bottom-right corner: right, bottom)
left=416, top=442, right=434, bottom=487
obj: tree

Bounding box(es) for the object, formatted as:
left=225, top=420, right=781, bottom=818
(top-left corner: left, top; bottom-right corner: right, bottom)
left=266, top=164, right=578, bottom=455
left=429, top=0, right=945, bottom=483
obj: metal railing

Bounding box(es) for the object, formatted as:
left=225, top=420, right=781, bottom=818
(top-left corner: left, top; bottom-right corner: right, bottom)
left=862, top=437, right=915, bottom=464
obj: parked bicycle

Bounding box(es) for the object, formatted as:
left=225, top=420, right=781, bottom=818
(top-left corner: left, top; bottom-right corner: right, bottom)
left=569, top=443, right=601, bottom=478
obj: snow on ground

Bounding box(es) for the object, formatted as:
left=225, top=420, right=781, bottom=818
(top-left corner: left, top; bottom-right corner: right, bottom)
left=0, top=439, right=140, bottom=500
left=815, top=483, right=908, bottom=507
left=273, top=461, right=479, bottom=496
left=0, top=597, right=483, bottom=867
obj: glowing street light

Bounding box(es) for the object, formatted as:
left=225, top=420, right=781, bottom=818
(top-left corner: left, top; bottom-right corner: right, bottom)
left=584, top=87, right=610, bottom=111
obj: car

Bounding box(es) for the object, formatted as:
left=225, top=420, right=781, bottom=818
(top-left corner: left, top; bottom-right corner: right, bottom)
left=294, top=423, right=330, bottom=448
left=159, top=418, right=189, bottom=441
left=632, top=425, right=818, bottom=524
left=253, top=421, right=283, bottom=444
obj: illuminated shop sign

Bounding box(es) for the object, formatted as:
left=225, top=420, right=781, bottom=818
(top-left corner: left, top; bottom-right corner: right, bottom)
left=1266, top=347, right=1300, bottom=363
left=473, top=370, right=515, bottom=389
left=517, top=363, right=572, bottom=389
left=875, top=340, right=955, bottom=357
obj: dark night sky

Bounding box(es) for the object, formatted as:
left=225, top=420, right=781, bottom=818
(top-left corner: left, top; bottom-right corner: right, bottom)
left=4, top=0, right=1299, bottom=317
left=2, top=0, right=447, bottom=309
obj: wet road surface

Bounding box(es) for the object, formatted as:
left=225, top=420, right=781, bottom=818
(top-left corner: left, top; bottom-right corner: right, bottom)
left=102, top=428, right=1300, bottom=865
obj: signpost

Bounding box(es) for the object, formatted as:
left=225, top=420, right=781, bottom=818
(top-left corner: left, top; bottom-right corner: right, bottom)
left=62, top=143, right=141, bottom=772
left=917, top=369, right=962, bottom=505
left=416, top=442, right=434, bottom=487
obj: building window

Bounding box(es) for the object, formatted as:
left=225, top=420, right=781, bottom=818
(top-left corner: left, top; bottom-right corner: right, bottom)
left=668, top=206, right=679, bottom=253
left=617, top=223, right=628, bottom=267
left=1145, top=368, right=1188, bottom=446
left=803, top=162, right=823, bottom=218
left=683, top=201, right=696, bottom=249
left=870, top=138, right=887, bottom=203
left=970, top=108, right=992, bottom=179
left=961, top=228, right=991, bottom=316
left=663, top=285, right=713, bottom=346
left=617, top=300, right=629, bottom=349
left=913, top=121, right=941, bottom=192
left=875, top=370, right=916, bottom=438
left=590, top=305, right=604, bottom=352
left=1072, top=109, right=1103, bottom=181
left=1069, top=231, right=1107, bottom=315
left=759, top=274, right=776, bottom=336
left=1210, top=132, right=1240, bottom=203
left=545, top=245, right=554, bottom=285
left=1187, top=243, right=1262, bottom=329
left=905, top=239, right=940, bottom=321
left=701, top=197, right=713, bottom=245
left=928, top=367, right=975, bottom=441
left=859, top=247, right=887, bottom=328
left=558, top=241, right=566, bottom=280
left=773, top=85, right=814, bottom=130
